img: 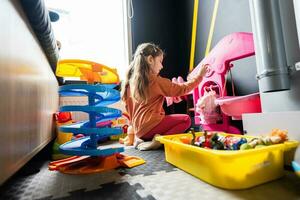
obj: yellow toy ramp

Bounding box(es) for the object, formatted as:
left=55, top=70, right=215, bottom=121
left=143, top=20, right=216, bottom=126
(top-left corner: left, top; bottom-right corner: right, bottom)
left=56, top=59, right=120, bottom=84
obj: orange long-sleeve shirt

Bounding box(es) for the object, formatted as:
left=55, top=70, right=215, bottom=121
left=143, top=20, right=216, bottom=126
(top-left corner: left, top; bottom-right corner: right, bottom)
left=125, top=73, right=202, bottom=138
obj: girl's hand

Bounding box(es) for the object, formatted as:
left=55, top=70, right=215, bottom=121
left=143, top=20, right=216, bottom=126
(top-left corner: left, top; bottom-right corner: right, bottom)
left=187, top=64, right=209, bottom=81
left=198, top=64, right=209, bottom=78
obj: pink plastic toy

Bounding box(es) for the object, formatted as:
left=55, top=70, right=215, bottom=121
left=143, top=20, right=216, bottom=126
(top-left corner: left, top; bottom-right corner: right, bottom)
left=166, top=76, right=185, bottom=106
left=215, top=92, right=261, bottom=120
left=189, top=32, right=262, bottom=134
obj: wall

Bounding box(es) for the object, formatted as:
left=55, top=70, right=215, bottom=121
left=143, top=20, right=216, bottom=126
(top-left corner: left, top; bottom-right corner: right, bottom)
left=0, top=0, right=59, bottom=184
left=131, top=0, right=193, bottom=79
left=131, top=0, right=194, bottom=114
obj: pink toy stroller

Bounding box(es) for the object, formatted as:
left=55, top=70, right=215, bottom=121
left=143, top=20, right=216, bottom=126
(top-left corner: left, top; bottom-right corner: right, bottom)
left=189, top=32, right=262, bottom=134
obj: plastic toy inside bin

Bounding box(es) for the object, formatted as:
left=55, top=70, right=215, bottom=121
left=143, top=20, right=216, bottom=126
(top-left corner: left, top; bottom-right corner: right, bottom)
left=156, top=132, right=299, bottom=190
left=215, top=92, right=261, bottom=120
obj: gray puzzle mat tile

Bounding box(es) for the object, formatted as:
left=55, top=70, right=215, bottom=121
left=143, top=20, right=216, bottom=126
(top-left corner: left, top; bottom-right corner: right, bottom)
left=119, top=148, right=176, bottom=176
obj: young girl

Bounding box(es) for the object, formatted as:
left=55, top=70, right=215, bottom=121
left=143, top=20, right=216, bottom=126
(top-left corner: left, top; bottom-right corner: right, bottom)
left=120, top=43, right=207, bottom=148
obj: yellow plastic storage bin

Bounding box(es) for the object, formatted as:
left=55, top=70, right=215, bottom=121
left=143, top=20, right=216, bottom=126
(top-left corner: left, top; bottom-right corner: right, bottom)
left=156, top=132, right=299, bottom=190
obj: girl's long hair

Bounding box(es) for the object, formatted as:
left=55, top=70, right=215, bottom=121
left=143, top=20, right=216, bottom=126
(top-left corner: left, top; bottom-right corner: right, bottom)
left=121, top=43, right=163, bottom=102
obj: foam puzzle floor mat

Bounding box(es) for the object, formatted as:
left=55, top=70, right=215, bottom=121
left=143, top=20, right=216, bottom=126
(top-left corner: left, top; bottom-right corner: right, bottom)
left=1, top=147, right=300, bottom=200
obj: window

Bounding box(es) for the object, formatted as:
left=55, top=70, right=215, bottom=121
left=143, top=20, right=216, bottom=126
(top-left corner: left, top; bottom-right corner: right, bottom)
left=45, top=0, right=131, bottom=81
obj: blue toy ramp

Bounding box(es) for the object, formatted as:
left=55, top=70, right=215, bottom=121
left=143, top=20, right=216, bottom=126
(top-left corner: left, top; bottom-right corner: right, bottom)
left=58, top=83, right=124, bottom=156
left=59, top=84, right=120, bottom=106
left=60, top=105, right=121, bottom=118
left=60, top=122, right=122, bottom=135
left=59, top=137, right=124, bottom=156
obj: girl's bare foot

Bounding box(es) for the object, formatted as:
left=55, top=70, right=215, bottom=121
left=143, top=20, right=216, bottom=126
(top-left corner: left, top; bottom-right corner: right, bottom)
left=119, top=136, right=128, bottom=144
left=124, top=133, right=134, bottom=146
left=119, top=125, right=135, bottom=146
left=137, top=134, right=162, bottom=150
